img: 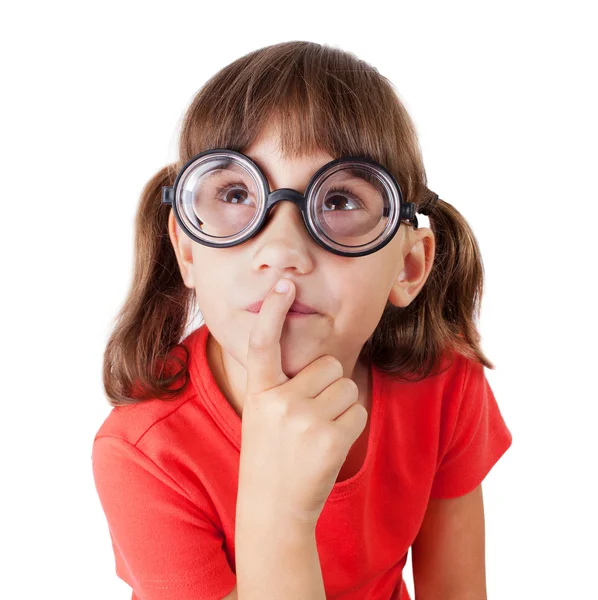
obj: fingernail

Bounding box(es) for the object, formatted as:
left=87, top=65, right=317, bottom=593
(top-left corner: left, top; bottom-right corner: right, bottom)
left=275, top=279, right=290, bottom=294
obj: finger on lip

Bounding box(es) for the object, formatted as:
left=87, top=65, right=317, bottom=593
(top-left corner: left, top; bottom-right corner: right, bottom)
left=245, top=279, right=295, bottom=394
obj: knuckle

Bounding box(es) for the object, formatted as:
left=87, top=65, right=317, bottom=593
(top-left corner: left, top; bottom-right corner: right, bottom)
left=318, top=429, right=340, bottom=454
left=247, top=390, right=289, bottom=418
left=244, top=391, right=259, bottom=406
left=358, top=404, right=369, bottom=420
left=341, top=377, right=359, bottom=396
left=265, top=395, right=291, bottom=420
left=248, top=332, right=269, bottom=352
left=291, top=412, right=315, bottom=436
left=325, top=355, right=343, bottom=375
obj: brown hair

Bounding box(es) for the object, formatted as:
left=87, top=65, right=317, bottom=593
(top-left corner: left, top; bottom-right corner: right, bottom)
left=102, top=40, right=494, bottom=407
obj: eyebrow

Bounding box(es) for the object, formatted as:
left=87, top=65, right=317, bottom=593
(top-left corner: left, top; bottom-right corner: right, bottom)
left=199, top=155, right=373, bottom=190
left=200, top=160, right=237, bottom=181
left=244, top=154, right=274, bottom=183
left=201, top=154, right=290, bottom=188
left=201, top=156, right=265, bottom=175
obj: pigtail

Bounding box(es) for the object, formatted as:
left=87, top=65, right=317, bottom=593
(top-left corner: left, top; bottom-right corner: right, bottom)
left=102, top=164, right=197, bottom=407
left=361, top=188, right=495, bottom=382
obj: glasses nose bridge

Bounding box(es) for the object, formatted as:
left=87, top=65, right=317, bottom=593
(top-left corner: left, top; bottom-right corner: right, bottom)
left=264, top=187, right=306, bottom=216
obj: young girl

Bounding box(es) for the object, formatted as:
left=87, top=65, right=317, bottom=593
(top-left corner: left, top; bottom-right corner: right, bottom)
left=92, top=41, right=512, bottom=600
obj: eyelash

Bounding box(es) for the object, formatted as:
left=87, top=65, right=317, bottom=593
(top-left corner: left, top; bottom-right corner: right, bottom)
left=214, top=181, right=249, bottom=200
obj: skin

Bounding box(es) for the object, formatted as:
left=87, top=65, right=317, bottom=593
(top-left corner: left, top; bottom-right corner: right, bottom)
left=168, top=123, right=435, bottom=419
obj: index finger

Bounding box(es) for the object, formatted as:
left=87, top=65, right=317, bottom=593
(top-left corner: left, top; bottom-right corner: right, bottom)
left=245, top=278, right=296, bottom=396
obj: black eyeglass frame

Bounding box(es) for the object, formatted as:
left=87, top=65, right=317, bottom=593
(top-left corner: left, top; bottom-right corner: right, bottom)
left=162, top=148, right=419, bottom=258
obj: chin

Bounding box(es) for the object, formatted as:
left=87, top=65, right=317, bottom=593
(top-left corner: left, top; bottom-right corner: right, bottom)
left=278, top=339, right=324, bottom=378
left=280, top=358, right=309, bottom=379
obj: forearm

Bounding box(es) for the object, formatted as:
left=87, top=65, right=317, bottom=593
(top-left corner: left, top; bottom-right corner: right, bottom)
left=235, top=512, right=326, bottom=600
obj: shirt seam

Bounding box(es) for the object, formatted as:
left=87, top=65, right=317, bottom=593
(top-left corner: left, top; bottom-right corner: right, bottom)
left=134, top=390, right=199, bottom=447
left=94, top=435, right=196, bottom=502
left=94, top=434, right=223, bottom=531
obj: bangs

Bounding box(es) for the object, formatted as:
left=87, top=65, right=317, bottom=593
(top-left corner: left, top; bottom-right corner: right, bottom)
left=179, top=41, right=424, bottom=203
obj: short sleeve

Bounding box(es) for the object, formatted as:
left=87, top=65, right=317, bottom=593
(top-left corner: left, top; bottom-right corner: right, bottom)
left=430, top=359, right=513, bottom=499
left=92, top=436, right=237, bottom=600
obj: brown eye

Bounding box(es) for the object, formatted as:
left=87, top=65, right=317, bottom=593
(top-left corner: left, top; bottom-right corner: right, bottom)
left=214, top=182, right=253, bottom=206
left=322, top=186, right=363, bottom=211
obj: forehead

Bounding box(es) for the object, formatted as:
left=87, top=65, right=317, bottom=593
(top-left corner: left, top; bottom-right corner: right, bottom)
left=243, top=123, right=336, bottom=174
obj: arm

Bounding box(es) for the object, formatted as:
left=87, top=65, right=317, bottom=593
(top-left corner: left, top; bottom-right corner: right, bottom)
left=411, top=484, right=487, bottom=600
left=234, top=513, right=326, bottom=600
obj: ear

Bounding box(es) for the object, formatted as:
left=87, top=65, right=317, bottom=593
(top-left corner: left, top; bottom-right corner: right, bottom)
left=388, top=228, right=435, bottom=308
left=167, top=209, right=196, bottom=289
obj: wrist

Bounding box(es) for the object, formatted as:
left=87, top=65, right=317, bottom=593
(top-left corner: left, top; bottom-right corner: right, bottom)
left=236, top=505, right=318, bottom=540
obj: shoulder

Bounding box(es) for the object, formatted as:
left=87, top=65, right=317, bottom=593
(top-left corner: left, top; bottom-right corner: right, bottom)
left=93, top=326, right=207, bottom=447
left=376, top=348, right=473, bottom=419
left=94, top=375, right=198, bottom=447
left=91, top=381, right=211, bottom=513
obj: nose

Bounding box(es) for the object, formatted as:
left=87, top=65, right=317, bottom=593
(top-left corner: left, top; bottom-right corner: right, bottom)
left=262, top=196, right=309, bottom=238
left=250, top=196, right=315, bottom=272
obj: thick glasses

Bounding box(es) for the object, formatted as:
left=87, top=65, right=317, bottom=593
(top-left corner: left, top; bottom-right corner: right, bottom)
left=162, top=149, right=419, bottom=258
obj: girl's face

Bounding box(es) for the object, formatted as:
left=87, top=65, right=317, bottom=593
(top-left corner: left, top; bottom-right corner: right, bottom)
left=169, top=123, right=434, bottom=393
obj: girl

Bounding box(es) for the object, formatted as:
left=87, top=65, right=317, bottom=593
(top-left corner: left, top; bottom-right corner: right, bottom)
left=92, top=41, right=512, bottom=600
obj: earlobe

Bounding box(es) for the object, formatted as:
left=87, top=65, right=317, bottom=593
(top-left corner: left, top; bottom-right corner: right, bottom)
left=388, top=269, right=413, bottom=308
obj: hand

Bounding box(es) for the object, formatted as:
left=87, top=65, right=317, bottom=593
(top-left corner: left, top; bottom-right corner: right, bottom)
left=236, top=278, right=369, bottom=529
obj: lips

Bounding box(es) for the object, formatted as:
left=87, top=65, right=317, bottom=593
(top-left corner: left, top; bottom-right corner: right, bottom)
left=246, top=300, right=317, bottom=314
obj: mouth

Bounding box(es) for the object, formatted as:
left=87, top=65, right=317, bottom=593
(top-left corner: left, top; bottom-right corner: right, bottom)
left=285, top=311, right=317, bottom=318
left=245, top=300, right=318, bottom=314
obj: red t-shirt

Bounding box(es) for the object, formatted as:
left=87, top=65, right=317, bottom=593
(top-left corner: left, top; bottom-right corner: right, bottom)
left=92, top=323, right=512, bottom=600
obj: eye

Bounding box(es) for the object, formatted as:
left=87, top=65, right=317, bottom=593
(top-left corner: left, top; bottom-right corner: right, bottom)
left=322, top=186, right=364, bottom=211
left=214, top=181, right=254, bottom=206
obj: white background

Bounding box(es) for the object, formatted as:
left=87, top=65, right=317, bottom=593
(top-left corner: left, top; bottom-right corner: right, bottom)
left=1, top=1, right=596, bottom=598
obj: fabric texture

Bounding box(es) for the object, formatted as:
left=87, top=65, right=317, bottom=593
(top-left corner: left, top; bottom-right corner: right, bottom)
left=92, top=323, right=512, bottom=599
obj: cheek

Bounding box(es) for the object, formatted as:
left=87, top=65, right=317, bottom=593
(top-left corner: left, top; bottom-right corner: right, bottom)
left=190, top=248, right=230, bottom=310
left=346, top=263, right=396, bottom=313
left=192, top=246, right=232, bottom=285
left=332, top=268, right=388, bottom=320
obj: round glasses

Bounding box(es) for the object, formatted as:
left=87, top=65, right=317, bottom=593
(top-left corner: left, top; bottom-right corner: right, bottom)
left=162, top=149, right=419, bottom=258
